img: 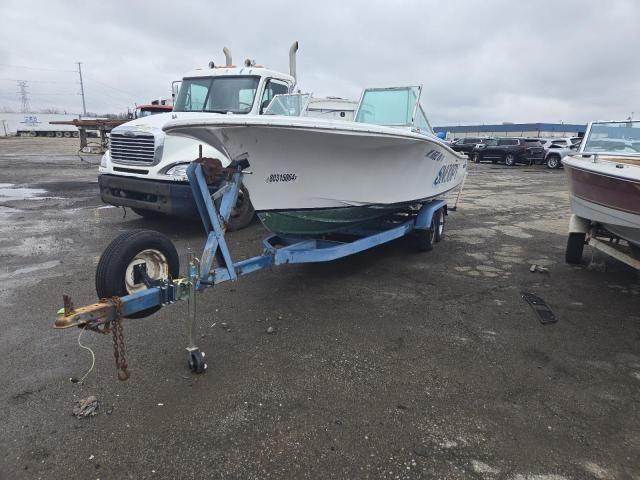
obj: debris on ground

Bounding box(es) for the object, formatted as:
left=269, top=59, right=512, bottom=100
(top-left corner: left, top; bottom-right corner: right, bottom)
left=72, top=396, right=99, bottom=418
left=530, top=264, right=549, bottom=273
left=521, top=292, right=557, bottom=324
left=266, top=326, right=275, bottom=334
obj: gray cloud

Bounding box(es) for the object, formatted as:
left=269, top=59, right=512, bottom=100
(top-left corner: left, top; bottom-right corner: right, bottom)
left=1, top=0, right=638, bottom=124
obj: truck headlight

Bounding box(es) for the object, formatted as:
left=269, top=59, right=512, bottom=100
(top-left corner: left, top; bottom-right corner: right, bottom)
left=164, top=163, right=190, bottom=178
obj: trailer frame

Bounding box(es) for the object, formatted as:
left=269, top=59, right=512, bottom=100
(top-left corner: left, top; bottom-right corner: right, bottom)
left=55, top=158, right=449, bottom=375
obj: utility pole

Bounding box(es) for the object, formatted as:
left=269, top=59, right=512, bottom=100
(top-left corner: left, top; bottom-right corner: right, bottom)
left=16, top=80, right=30, bottom=113
left=77, top=62, right=87, bottom=117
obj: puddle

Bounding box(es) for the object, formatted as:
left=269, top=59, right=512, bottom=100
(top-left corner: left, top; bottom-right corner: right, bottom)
left=0, top=183, right=48, bottom=199
left=0, top=259, right=61, bottom=280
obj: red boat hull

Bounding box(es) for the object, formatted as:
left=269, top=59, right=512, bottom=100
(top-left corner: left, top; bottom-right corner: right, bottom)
left=565, top=164, right=640, bottom=216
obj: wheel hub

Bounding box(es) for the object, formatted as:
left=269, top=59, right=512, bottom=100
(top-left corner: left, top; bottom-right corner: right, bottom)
left=125, top=249, right=169, bottom=294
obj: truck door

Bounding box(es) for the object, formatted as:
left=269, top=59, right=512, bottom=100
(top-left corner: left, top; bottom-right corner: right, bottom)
left=259, top=79, right=290, bottom=113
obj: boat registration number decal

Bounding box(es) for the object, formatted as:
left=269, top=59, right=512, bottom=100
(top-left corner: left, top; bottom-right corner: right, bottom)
left=425, top=149, right=445, bottom=162
left=434, top=164, right=459, bottom=185
left=266, top=173, right=297, bottom=184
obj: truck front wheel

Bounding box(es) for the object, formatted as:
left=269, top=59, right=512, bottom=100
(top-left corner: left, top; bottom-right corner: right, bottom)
left=226, top=184, right=255, bottom=231
left=132, top=208, right=166, bottom=220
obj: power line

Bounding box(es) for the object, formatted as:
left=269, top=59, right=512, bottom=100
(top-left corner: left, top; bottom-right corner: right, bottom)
left=0, top=63, right=77, bottom=73
left=0, top=78, right=79, bottom=84
left=84, top=75, right=136, bottom=98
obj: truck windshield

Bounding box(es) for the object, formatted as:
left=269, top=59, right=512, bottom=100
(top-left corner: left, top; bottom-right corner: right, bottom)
left=173, top=76, right=260, bottom=114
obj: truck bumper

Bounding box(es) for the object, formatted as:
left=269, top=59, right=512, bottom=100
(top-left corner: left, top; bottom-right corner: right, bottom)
left=99, top=174, right=218, bottom=217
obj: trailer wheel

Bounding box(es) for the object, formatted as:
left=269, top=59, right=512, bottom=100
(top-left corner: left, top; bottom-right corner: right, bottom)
left=565, top=232, right=586, bottom=264
left=55, top=131, right=63, bottom=138
left=96, top=229, right=179, bottom=318
left=434, top=208, right=445, bottom=242
left=226, top=184, right=255, bottom=231
left=415, top=216, right=437, bottom=252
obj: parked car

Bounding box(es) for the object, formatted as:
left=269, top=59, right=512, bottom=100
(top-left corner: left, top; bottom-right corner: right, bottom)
left=471, top=138, right=545, bottom=166
left=544, top=141, right=581, bottom=169
left=539, top=137, right=582, bottom=152
left=451, top=137, right=492, bottom=157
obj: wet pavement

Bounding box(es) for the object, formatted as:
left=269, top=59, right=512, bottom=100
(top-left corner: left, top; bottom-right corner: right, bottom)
left=0, top=137, right=639, bottom=479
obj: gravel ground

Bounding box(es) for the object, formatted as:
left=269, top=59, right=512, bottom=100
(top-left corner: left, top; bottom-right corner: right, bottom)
left=0, top=136, right=639, bottom=480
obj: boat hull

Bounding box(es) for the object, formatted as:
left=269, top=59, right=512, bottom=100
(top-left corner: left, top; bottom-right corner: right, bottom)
left=563, top=156, right=640, bottom=246
left=257, top=205, right=409, bottom=236
left=164, top=116, right=467, bottom=235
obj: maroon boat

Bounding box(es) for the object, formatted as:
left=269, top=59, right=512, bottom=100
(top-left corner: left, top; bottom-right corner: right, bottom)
left=562, top=120, right=640, bottom=263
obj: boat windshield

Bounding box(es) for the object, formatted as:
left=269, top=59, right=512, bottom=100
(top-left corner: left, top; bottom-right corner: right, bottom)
left=583, top=121, right=640, bottom=154
left=264, top=93, right=311, bottom=116
left=173, top=76, right=260, bottom=114
left=355, top=86, right=422, bottom=127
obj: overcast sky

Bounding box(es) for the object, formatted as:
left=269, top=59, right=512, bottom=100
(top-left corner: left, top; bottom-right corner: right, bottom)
left=1, top=0, right=638, bottom=125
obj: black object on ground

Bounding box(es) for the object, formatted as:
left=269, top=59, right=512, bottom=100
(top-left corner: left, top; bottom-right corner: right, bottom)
left=521, top=292, right=557, bottom=324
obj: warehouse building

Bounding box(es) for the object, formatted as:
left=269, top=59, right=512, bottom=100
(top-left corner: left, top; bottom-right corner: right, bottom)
left=434, top=123, right=586, bottom=140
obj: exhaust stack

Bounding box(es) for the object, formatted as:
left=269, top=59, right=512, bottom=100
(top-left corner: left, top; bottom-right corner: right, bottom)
left=289, top=41, right=299, bottom=82
left=223, top=47, right=232, bottom=67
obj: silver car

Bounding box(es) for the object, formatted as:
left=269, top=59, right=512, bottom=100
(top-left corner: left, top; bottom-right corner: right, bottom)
left=543, top=138, right=582, bottom=169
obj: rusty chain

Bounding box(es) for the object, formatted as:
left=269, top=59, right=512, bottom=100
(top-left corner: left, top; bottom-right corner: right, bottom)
left=103, top=296, right=130, bottom=381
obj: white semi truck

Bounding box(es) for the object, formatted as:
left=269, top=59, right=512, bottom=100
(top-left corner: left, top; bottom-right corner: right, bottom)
left=99, top=43, right=356, bottom=230
left=99, top=43, right=297, bottom=230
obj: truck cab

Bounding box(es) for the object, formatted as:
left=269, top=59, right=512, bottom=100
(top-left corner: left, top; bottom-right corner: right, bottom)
left=98, top=46, right=297, bottom=229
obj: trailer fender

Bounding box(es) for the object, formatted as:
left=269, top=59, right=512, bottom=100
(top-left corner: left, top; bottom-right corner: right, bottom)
left=568, top=214, right=590, bottom=234
left=415, top=200, right=447, bottom=231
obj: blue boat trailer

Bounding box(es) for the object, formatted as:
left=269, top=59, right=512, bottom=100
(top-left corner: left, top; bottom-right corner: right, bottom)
left=55, top=158, right=449, bottom=377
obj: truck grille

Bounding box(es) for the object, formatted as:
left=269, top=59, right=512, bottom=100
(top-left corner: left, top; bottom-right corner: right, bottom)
left=110, top=133, right=156, bottom=164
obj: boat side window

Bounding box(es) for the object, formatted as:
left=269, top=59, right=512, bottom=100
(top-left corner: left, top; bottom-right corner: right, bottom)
left=260, top=80, right=290, bottom=113
left=264, top=93, right=310, bottom=116
left=413, top=106, right=432, bottom=133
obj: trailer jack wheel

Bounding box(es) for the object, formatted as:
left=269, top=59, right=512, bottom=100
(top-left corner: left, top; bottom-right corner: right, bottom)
left=188, top=350, right=207, bottom=374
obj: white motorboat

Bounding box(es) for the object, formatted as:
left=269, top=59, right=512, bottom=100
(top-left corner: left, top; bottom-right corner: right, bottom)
left=164, top=86, right=467, bottom=236
left=563, top=120, right=640, bottom=250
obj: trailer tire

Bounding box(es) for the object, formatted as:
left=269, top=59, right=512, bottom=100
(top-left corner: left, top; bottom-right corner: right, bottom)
left=565, top=232, right=586, bottom=264
left=96, top=229, right=179, bottom=318
left=415, top=216, right=437, bottom=252
left=434, top=208, right=445, bottom=242
left=226, top=184, right=255, bottom=232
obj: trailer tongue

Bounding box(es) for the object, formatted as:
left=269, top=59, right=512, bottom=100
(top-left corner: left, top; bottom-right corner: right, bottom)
left=55, top=156, right=452, bottom=380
